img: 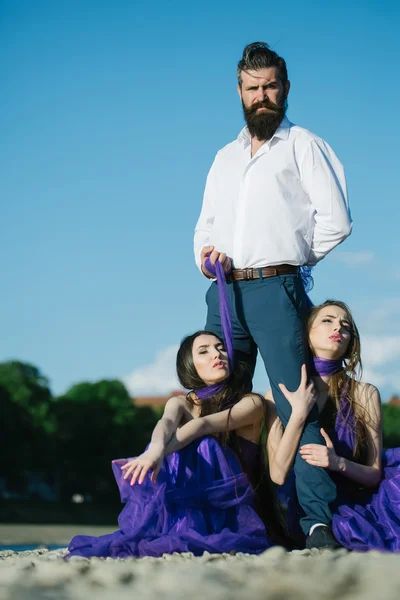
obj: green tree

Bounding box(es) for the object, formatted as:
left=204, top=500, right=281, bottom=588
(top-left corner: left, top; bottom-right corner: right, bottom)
left=0, top=361, right=57, bottom=493
left=0, top=361, right=55, bottom=432
left=52, top=379, right=158, bottom=501
left=0, top=364, right=159, bottom=502
left=382, top=404, right=400, bottom=449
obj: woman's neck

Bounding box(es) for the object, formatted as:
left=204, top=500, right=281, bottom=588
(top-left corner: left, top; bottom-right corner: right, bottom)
left=312, top=355, right=343, bottom=392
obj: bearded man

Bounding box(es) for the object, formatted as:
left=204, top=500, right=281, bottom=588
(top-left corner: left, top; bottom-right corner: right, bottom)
left=194, top=42, right=352, bottom=549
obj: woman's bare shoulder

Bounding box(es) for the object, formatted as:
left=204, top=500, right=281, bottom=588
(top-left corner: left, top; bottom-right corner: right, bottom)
left=353, top=381, right=382, bottom=424
left=164, top=394, right=196, bottom=422
left=354, top=381, right=381, bottom=403
left=163, top=394, right=189, bottom=414
left=240, top=393, right=266, bottom=409
left=165, top=394, right=187, bottom=406
left=264, top=389, right=274, bottom=402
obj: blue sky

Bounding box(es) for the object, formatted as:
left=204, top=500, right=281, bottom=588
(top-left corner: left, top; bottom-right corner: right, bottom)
left=1, top=0, right=400, bottom=401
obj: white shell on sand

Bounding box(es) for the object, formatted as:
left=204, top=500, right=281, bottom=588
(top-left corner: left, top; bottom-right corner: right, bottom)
left=1, top=546, right=400, bottom=600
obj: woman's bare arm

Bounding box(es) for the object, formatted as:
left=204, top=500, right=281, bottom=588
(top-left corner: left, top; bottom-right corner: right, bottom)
left=148, top=395, right=186, bottom=451
left=265, top=395, right=310, bottom=485
left=332, top=384, right=382, bottom=486
left=121, top=395, right=185, bottom=484
left=164, top=394, right=264, bottom=456
left=265, top=365, right=317, bottom=485
left=300, top=384, right=382, bottom=487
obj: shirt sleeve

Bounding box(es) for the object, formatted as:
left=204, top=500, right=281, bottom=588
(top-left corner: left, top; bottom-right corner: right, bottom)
left=300, top=138, right=353, bottom=265
left=193, top=157, right=218, bottom=273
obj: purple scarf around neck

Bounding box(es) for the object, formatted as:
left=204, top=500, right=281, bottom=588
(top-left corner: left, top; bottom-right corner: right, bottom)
left=313, top=357, right=356, bottom=451
left=313, top=356, right=343, bottom=377
left=195, top=257, right=234, bottom=400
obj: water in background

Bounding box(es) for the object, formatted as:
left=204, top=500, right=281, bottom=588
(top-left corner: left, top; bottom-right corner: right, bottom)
left=0, top=545, right=64, bottom=552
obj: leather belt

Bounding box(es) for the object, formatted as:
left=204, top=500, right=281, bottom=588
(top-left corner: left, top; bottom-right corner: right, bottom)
left=227, top=264, right=299, bottom=282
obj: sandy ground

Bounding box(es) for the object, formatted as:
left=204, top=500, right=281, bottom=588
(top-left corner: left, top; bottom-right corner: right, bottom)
left=1, top=547, right=400, bottom=600
left=1, top=526, right=400, bottom=600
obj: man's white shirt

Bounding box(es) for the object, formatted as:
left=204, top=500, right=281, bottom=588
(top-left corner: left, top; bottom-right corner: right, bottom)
left=194, top=117, right=352, bottom=270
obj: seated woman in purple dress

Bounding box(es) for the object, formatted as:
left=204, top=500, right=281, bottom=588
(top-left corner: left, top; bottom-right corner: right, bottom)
left=67, top=330, right=289, bottom=559
left=266, top=299, right=400, bottom=552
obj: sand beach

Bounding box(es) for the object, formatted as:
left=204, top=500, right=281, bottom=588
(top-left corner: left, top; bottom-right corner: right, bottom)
left=1, top=525, right=400, bottom=600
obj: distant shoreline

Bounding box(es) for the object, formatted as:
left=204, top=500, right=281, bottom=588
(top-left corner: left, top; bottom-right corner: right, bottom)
left=0, top=524, right=114, bottom=545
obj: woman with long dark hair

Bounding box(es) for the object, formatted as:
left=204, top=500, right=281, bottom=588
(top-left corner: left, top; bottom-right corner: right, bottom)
left=67, top=329, right=290, bottom=558
left=266, top=299, right=400, bottom=551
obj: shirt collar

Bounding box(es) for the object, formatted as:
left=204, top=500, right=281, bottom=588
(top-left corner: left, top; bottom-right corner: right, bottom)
left=237, top=116, right=291, bottom=147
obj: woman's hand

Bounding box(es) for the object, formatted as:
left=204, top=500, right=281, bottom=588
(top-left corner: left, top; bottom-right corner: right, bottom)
left=278, top=364, right=317, bottom=421
left=300, top=428, right=340, bottom=470
left=120, top=445, right=164, bottom=485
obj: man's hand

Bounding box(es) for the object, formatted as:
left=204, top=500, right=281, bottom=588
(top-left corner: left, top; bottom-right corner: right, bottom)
left=200, top=245, right=232, bottom=278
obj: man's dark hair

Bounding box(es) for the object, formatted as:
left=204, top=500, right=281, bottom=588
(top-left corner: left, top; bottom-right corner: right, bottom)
left=237, top=42, right=288, bottom=87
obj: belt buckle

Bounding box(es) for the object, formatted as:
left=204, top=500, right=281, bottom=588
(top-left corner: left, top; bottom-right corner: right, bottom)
left=243, top=268, right=253, bottom=281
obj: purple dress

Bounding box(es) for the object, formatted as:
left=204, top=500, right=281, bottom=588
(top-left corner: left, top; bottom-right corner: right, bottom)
left=67, top=436, right=272, bottom=558
left=331, top=401, right=400, bottom=552
left=280, top=400, right=400, bottom=552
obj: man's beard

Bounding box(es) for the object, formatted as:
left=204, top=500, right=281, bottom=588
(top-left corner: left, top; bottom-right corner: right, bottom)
left=242, top=97, right=287, bottom=141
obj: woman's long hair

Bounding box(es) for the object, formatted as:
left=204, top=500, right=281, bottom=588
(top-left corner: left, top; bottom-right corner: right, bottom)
left=177, top=330, right=252, bottom=417
left=176, top=330, right=294, bottom=547
left=306, top=300, right=371, bottom=462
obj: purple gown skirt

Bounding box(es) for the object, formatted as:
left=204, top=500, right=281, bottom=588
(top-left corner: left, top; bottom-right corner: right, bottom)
left=333, top=448, right=400, bottom=551
left=67, top=436, right=271, bottom=558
